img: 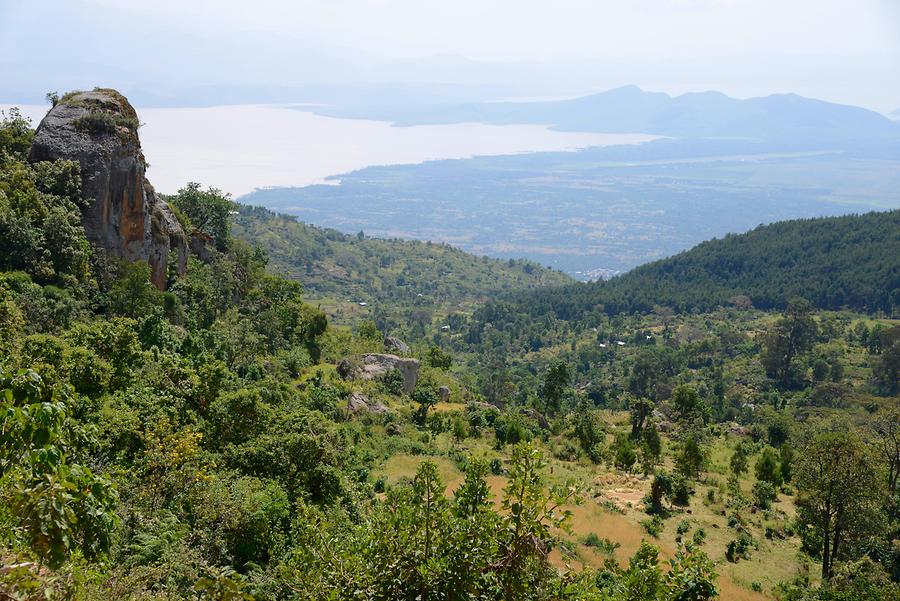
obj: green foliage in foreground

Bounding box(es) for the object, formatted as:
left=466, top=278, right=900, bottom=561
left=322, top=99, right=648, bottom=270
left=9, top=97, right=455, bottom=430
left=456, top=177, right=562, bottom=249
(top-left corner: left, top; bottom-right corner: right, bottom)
left=284, top=446, right=718, bottom=601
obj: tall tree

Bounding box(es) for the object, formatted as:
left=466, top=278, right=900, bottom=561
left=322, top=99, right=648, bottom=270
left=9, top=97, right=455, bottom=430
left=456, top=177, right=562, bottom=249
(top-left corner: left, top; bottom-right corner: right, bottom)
left=870, top=409, right=900, bottom=492
left=761, top=298, right=818, bottom=387
left=540, top=360, right=570, bottom=415
left=794, top=430, right=883, bottom=580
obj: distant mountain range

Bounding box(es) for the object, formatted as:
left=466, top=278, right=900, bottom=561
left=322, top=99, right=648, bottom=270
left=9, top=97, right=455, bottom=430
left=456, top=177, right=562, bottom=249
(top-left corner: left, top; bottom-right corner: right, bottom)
left=383, top=86, right=900, bottom=146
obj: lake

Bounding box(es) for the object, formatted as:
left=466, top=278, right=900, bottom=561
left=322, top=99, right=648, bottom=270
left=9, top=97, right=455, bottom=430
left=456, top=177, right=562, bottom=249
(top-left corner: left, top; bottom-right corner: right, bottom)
left=2, top=103, right=655, bottom=197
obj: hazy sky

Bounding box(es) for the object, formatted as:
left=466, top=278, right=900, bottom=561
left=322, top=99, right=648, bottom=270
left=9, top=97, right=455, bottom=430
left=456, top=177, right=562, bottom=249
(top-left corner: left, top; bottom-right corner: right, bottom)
left=2, top=0, right=899, bottom=110
left=57, top=0, right=900, bottom=60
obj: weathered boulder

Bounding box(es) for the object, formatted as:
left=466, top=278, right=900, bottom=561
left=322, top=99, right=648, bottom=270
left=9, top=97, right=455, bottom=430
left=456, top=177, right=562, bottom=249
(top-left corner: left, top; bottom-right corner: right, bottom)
left=338, top=353, right=420, bottom=394
left=347, top=392, right=370, bottom=413
left=29, top=89, right=187, bottom=289
left=438, top=385, right=451, bottom=402
left=384, top=336, right=410, bottom=354
left=347, top=392, right=388, bottom=415
left=522, top=408, right=549, bottom=430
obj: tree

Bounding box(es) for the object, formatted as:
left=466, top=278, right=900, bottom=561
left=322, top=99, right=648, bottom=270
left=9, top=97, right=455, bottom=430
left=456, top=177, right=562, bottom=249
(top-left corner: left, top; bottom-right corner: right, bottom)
left=794, top=430, right=883, bottom=580
left=572, top=402, right=605, bottom=460
left=752, top=481, right=777, bottom=509
left=755, top=447, right=784, bottom=486
left=630, top=397, right=654, bottom=437
left=640, top=425, right=662, bottom=475
left=872, top=341, right=900, bottom=395
left=412, top=387, right=439, bottom=425
left=646, top=472, right=673, bottom=514
left=870, top=409, right=900, bottom=492
left=730, top=441, right=750, bottom=479
left=427, top=345, right=453, bottom=370
left=671, top=384, right=709, bottom=424
left=613, top=433, right=637, bottom=473
left=675, top=435, right=707, bottom=479
left=108, top=260, right=160, bottom=317
left=170, top=182, right=233, bottom=251
left=498, top=443, right=578, bottom=600
left=761, top=298, right=818, bottom=387
left=540, top=360, right=570, bottom=415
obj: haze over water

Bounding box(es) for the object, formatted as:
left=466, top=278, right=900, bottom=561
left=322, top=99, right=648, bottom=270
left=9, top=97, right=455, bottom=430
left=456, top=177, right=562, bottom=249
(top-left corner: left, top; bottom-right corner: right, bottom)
left=3, top=103, right=655, bottom=198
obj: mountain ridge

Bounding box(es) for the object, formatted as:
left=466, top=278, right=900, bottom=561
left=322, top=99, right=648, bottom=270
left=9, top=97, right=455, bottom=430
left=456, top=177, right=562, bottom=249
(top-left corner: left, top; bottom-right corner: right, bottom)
left=389, top=85, right=900, bottom=145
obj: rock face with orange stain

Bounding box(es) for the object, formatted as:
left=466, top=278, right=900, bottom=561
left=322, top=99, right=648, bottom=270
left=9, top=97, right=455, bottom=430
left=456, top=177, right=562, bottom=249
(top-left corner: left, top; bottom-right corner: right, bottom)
left=29, top=89, right=187, bottom=289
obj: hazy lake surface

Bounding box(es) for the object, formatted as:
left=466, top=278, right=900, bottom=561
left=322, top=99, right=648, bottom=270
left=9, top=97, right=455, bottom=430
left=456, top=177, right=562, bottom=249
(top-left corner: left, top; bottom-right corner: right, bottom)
left=3, top=104, right=655, bottom=197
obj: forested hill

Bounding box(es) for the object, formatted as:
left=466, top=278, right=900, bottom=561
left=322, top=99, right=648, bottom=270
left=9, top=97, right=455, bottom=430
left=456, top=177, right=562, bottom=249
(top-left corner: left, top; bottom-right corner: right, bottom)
left=231, top=204, right=572, bottom=312
left=510, top=210, right=900, bottom=321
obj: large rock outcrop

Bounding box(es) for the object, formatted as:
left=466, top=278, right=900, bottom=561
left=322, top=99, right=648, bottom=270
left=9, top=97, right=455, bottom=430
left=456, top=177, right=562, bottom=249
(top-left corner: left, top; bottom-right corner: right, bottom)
left=337, top=353, right=420, bottom=394
left=29, top=89, right=187, bottom=289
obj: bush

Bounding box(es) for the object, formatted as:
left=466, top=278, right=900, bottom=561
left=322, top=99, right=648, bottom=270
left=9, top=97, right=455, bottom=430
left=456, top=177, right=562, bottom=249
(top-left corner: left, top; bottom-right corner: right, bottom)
left=73, top=110, right=139, bottom=135
left=494, top=411, right=534, bottom=446
left=379, top=368, right=405, bottom=395
left=671, top=475, right=693, bottom=506
left=641, top=515, right=665, bottom=538
left=752, top=480, right=777, bottom=510
left=726, top=532, right=753, bottom=562
left=553, top=439, right=580, bottom=462
left=582, top=533, right=621, bottom=554
left=645, top=471, right=673, bottom=514
left=692, top=528, right=707, bottom=546
left=613, top=433, right=637, bottom=472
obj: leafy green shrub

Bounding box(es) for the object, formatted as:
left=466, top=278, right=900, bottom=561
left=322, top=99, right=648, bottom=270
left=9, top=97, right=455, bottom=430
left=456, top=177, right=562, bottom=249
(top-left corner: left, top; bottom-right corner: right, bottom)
left=645, top=471, right=673, bottom=514
left=379, top=368, right=405, bottom=395
left=752, top=480, right=777, bottom=509
left=671, top=474, right=693, bottom=506
left=554, top=438, right=580, bottom=461
left=613, top=432, right=637, bottom=472
left=692, top=528, right=707, bottom=546
left=494, top=411, right=534, bottom=446
left=582, top=532, right=621, bottom=554
left=426, top=345, right=453, bottom=369
left=726, top=532, right=753, bottom=562
left=73, top=110, right=139, bottom=135
left=641, top=515, right=665, bottom=538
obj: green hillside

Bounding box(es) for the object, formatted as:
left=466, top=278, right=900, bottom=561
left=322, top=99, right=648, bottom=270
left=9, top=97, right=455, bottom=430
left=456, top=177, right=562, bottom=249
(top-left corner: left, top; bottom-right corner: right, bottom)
left=512, top=210, right=900, bottom=323
left=3, top=97, right=900, bottom=601
left=231, top=204, right=572, bottom=327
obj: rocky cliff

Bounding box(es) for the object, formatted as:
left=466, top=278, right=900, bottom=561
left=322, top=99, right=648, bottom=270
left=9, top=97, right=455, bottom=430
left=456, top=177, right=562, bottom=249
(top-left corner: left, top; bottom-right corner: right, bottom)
left=29, top=89, right=187, bottom=289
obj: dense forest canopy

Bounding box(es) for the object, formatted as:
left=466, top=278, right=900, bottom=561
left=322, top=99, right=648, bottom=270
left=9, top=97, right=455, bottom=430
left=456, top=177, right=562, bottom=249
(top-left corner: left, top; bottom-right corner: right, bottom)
left=507, top=210, right=900, bottom=323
